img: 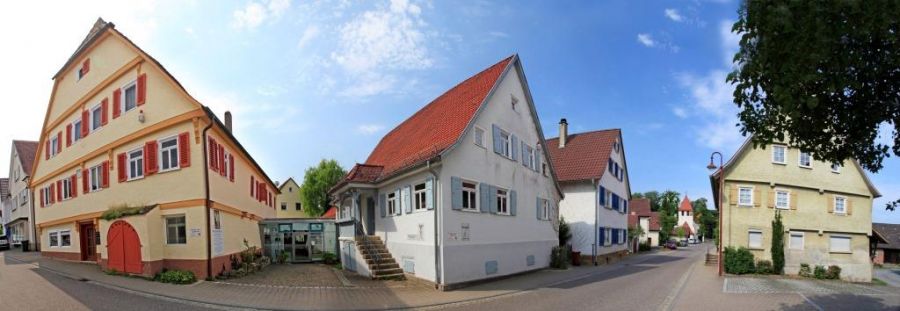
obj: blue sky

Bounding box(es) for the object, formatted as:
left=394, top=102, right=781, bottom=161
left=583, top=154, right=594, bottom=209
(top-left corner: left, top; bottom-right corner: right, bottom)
left=0, top=0, right=897, bottom=223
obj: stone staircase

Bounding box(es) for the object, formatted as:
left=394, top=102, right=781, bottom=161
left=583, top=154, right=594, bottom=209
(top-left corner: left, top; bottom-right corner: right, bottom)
left=355, top=235, right=405, bottom=280
left=705, top=249, right=719, bottom=266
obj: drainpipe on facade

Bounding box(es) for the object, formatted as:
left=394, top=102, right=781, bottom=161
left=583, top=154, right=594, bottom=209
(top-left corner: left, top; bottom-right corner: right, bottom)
left=27, top=176, right=38, bottom=251
left=427, top=160, right=442, bottom=287
left=592, top=178, right=598, bottom=266
left=201, top=120, right=214, bottom=280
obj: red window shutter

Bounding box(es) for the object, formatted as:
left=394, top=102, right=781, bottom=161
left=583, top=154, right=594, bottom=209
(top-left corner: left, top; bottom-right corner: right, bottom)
left=218, top=145, right=225, bottom=176
left=39, top=188, right=44, bottom=207
left=83, top=58, right=90, bottom=74
left=145, top=141, right=158, bottom=175
left=178, top=132, right=191, bottom=168
left=229, top=154, right=235, bottom=182
left=56, top=180, right=62, bottom=202
left=101, top=161, right=110, bottom=188
left=56, top=132, right=62, bottom=153
left=101, top=98, right=109, bottom=126
left=117, top=153, right=127, bottom=182
left=208, top=138, right=218, bottom=170
left=82, top=169, right=89, bottom=193
left=250, top=176, right=254, bottom=196
left=81, top=110, right=90, bottom=138
left=49, top=184, right=54, bottom=203
left=66, top=124, right=72, bottom=147
left=113, top=89, right=122, bottom=119
left=71, top=175, right=78, bottom=198
left=137, top=73, right=147, bottom=106
left=45, top=140, right=50, bottom=160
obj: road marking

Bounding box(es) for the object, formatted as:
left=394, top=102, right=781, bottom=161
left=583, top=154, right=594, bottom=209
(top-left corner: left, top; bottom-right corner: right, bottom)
left=798, top=293, right=824, bottom=311
left=657, top=258, right=700, bottom=311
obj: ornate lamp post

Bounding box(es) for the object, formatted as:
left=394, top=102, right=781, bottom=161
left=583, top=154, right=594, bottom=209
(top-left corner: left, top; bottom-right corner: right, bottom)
left=707, top=152, right=724, bottom=276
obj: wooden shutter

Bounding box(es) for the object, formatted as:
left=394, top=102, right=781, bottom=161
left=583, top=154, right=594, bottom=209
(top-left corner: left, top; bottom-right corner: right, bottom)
left=101, top=161, right=110, bottom=188
left=228, top=154, right=235, bottom=182
left=492, top=124, right=502, bottom=154
left=536, top=197, right=542, bottom=220
left=250, top=176, right=255, bottom=197
left=450, top=176, right=462, bottom=210
left=113, top=88, right=122, bottom=119
left=81, top=110, right=90, bottom=138
left=510, top=135, right=518, bottom=160
left=208, top=137, right=218, bottom=170
left=66, top=124, right=72, bottom=147
left=83, top=58, right=90, bottom=74
left=101, top=98, right=109, bottom=126
left=145, top=141, right=158, bottom=175
left=71, top=175, right=78, bottom=198
left=39, top=188, right=44, bottom=207
left=178, top=132, right=191, bottom=168
left=44, top=139, right=50, bottom=160
left=827, top=194, right=834, bottom=213
left=728, top=185, right=737, bottom=205
left=82, top=169, right=89, bottom=193
left=789, top=193, right=797, bottom=210
left=56, top=180, right=62, bottom=202
left=768, top=190, right=775, bottom=209
left=426, top=177, right=434, bottom=210
left=753, top=188, right=761, bottom=207
left=509, top=189, right=517, bottom=216
left=137, top=73, right=147, bottom=105
left=403, top=185, right=412, bottom=214
left=847, top=198, right=853, bottom=215
left=479, top=183, right=490, bottom=213
left=117, top=153, right=127, bottom=182
left=218, top=145, right=225, bottom=176
left=379, top=193, right=387, bottom=217
left=56, top=132, right=62, bottom=154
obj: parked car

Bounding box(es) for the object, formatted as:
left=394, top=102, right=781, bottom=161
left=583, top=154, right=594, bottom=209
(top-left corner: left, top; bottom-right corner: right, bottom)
left=678, top=240, right=688, bottom=247
left=665, top=240, right=678, bottom=250
left=688, top=238, right=697, bottom=244
left=0, top=236, right=9, bottom=251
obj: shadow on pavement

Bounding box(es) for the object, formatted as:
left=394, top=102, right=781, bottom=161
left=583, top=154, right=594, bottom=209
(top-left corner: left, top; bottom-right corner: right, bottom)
left=631, top=254, right=685, bottom=265
left=778, top=293, right=898, bottom=311
left=549, top=264, right=656, bottom=289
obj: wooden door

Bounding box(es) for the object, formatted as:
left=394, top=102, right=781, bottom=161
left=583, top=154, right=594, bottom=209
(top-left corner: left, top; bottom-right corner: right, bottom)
left=79, top=223, right=97, bottom=261
left=106, top=221, right=143, bottom=274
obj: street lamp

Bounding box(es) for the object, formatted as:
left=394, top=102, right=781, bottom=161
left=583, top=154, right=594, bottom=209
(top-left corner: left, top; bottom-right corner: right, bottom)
left=707, top=152, right=724, bottom=276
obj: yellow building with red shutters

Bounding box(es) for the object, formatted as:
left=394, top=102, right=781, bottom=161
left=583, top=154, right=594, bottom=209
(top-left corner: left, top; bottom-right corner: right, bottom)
left=30, top=18, right=278, bottom=279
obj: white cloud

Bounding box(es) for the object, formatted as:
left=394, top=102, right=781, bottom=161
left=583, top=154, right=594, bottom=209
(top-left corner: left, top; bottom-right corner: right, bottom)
left=664, top=8, right=683, bottom=22
left=232, top=0, right=292, bottom=30
left=637, top=33, right=656, bottom=47
left=672, top=106, right=689, bottom=119
left=357, top=124, right=385, bottom=135
left=296, top=25, right=320, bottom=49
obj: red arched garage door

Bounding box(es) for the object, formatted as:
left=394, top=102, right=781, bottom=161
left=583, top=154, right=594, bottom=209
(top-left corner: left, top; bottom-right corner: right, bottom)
left=107, top=220, right=143, bottom=274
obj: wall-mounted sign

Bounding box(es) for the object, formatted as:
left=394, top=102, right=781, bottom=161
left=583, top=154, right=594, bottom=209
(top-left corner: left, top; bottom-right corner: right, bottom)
left=190, top=228, right=202, bottom=237
left=310, top=223, right=324, bottom=232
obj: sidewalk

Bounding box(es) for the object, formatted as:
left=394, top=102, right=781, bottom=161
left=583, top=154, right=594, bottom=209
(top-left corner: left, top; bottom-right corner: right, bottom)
left=3, top=249, right=661, bottom=310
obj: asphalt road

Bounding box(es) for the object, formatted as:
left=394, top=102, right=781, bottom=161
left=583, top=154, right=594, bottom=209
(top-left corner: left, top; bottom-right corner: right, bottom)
left=0, top=251, right=219, bottom=311
left=434, top=244, right=707, bottom=311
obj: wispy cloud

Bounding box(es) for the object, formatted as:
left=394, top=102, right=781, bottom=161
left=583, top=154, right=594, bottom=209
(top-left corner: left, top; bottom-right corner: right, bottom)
left=296, top=25, right=320, bottom=49
left=672, top=106, right=689, bottom=119
left=664, top=8, right=683, bottom=22
left=637, top=33, right=656, bottom=47
left=232, top=0, right=292, bottom=30
left=357, top=124, right=385, bottom=135
left=489, top=31, right=509, bottom=38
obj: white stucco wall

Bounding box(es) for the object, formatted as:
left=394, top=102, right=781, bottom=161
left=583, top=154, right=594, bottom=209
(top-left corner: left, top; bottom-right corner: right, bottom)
left=4, top=145, right=36, bottom=245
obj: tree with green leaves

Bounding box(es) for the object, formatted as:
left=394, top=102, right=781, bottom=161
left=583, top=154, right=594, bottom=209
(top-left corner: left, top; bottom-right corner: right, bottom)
left=299, top=159, right=347, bottom=216
left=692, top=198, right=718, bottom=239
left=633, top=191, right=662, bottom=211
left=771, top=211, right=785, bottom=274
left=558, top=216, right=572, bottom=246
left=657, top=190, right=680, bottom=242
left=728, top=0, right=900, bottom=210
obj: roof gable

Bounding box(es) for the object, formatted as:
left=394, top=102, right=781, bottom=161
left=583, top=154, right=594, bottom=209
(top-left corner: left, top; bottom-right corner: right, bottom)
left=13, top=140, right=39, bottom=176
left=545, top=129, right=620, bottom=182
left=679, top=196, right=693, bottom=212
left=874, top=223, right=900, bottom=250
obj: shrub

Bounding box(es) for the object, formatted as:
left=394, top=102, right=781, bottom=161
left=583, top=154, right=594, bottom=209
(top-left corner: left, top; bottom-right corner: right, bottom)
left=799, top=263, right=812, bottom=277
left=813, top=265, right=827, bottom=279
left=756, top=260, right=774, bottom=275
left=550, top=246, right=569, bottom=269
left=638, top=242, right=651, bottom=252
left=724, top=246, right=756, bottom=274
left=825, top=265, right=841, bottom=280
left=770, top=211, right=785, bottom=274
left=156, top=269, right=196, bottom=284
left=323, top=252, right=338, bottom=264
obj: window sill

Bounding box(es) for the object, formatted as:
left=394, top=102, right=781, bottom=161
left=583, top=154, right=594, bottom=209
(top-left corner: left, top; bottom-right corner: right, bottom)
left=127, top=176, right=145, bottom=182
left=775, top=207, right=790, bottom=210
left=799, top=165, right=812, bottom=170
left=772, top=162, right=787, bottom=165
left=747, top=247, right=764, bottom=251
left=738, top=204, right=754, bottom=208
left=158, top=167, right=181, bottom=174
left=829, top=251, right=852, bottom=254
left=457, top=208, right=481, bottom=213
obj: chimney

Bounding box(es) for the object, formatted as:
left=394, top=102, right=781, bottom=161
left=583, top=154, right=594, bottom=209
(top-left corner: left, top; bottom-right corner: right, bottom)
left=224, top=111, right=233, bottom=132
left=558, top=118, right=568, bottom=148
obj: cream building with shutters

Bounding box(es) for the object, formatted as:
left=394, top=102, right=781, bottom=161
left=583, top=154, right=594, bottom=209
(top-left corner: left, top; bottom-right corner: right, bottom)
left=711, top=137, right=880, bottom=282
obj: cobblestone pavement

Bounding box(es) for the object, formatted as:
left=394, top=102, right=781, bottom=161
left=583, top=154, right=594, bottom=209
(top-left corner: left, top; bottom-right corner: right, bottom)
left=724, top=276, right=897, bottom=295
left=216, top=263, right=345, bottom=288
left=874, top=268, right=900, bottom=287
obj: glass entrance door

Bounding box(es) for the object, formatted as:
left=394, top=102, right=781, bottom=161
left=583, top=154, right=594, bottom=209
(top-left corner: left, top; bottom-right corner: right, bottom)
left=292, top=232, right=309, bottom=262
left=309, top=234, right=324, bottom=261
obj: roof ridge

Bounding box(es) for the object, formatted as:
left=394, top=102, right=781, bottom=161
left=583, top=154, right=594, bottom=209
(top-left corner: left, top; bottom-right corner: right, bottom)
left=546, top=128, right=621, bottom=140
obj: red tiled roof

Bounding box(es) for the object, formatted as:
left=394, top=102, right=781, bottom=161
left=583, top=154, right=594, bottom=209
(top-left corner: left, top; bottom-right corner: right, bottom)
left=649, top=212, right=661, bottom=231
left=13, top=140, right=38, bottom=176
left=321, top=206, right=337, bottom=219
left=630, top=198, right=651, bottom=216
left=627, top=214, right=639, bottom=228
left=545, top=129, right=621, bottom=182
left=679, top=195, right=693, bottom=212
left=343, top=56, right=514, bottom=184
left=672, top=222, right=693, bottom=236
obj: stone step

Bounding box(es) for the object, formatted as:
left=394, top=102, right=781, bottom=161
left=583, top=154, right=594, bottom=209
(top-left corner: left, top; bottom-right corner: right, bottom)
left=369, top=262, right=400, bottom=270
left=372, top=267, right=404, bottom=276
left=365, top=258, right=397, bottom=265
left=373, top=272, right=406, bottom=280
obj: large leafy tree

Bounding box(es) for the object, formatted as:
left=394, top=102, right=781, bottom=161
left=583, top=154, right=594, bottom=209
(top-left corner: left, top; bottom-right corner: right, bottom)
left=692, top=198, right=718, bottom=239
left=658, top=190, right=680, bottom=242
left=728, top=1, right=900, bottom=210
left=299, top=159, right=347, bottom=216
left=632, top=191, right=662, bottom=211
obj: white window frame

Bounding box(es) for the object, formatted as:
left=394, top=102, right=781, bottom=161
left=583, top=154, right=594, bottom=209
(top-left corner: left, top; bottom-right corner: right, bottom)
left=413, top=182, right=427, bottom=211
left=748, top=230, right=763, bottom=249
left=49, top=231, right=60, bottom=247
left=496, top=188, right=509, bottom=215
left=49, top=230, right=71, bottom=248
left=461, top=181, right=478, bottom=211
left=474, top=126, right=485, bottom=148
left=834, top=196, right=847, bottom=215
left=831, top=162, right=841, bottom=173
left=49, top=136, right=59, bottom=157
left=798, top=152, right=812, bottom=168
left=789, top=231, right=804, bottom=250
left=71, top=118, right=83, bottom=144
left=127, top=148, right=144, bottom=181
left=121, top=80, right=138, bottom=114
left=775, top=189, right=790, bottom=210
left=387, top=192, right=397, bottom=215
left=165, top=215, right=187, bottom=245
left=829, top=235, right=851, bottom=253
left=524, top=144, right=535, bottom=170
left=542, top=199, right=550, bottom=220
left=772, top=145, right=786, bottom=164
left=605, top=228, right=612, bottom=246
left=158, top=135, right=180, bottom=173
left=61, top=178, right=72, bottom=200
left=42, top=186, right=52, bottom=206
left=89, top=164, right=103, bottom=192
left=18, top=189, right=28, bottom=206
left=90, top=103, right=103, bottom=132
left=738, top=186, right=754, bottom=206
left=499, top=130, right=511, bottom=158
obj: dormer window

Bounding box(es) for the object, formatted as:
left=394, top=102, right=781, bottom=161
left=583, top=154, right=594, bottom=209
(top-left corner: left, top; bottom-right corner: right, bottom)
left=77, top=58, right=90, bottom=80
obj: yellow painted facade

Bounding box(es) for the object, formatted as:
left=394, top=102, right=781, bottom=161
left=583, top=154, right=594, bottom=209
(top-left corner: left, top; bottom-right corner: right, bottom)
left=275, top=178, right=313, bottom=218
left=717, top=140, right=878, bottom=282
left=30, top=20, right=277, bottom=279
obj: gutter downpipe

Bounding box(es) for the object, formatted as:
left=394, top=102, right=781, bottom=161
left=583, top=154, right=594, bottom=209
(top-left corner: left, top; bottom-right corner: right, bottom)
left=201, top=121, right=214, bottom=280
left=593, top=178, right=598, bottom=266
left=427, top=160, right=442, bottom=287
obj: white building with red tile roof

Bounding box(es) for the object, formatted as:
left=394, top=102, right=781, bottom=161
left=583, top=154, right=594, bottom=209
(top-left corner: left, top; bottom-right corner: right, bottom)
left=676, top=196, right=698, bottom=242
left=329, top=55, right=562, bottom=289
left=546, top=123, right=631, bottom=263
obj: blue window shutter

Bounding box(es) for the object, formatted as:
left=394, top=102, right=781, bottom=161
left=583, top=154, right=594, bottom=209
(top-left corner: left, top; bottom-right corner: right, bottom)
left=608, top=159, right=613, bottom=173
left=492, top=124, right=502, bottom=154
left=509, top=190, right=517, bottom=216
left=599, top=187, right=606, bottom=206
left=479, top=183, right=490, bottom=213
left=536, top=197, right=541, bottom=220
left=612, top=194, right=619, bottom=211
left=623, top=199, right=628, bottom=214
left=489, top=185, right=498, bottom=214
left=426, top=177, right=435, bottom=210
left=451, top=176, right=462, bottom=210
left=599, top=227, right=605, bottom=246
left=521, top=142, right=528, bottom=167
left=394, top=189, right=402, bottom=215
left=534, top=147, right=542, bottom=172
left=379, top=193, right=386, bottom=217
left=511, top=135, right=518, bottom=160
left=403, top=185, right=412, bottom=214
